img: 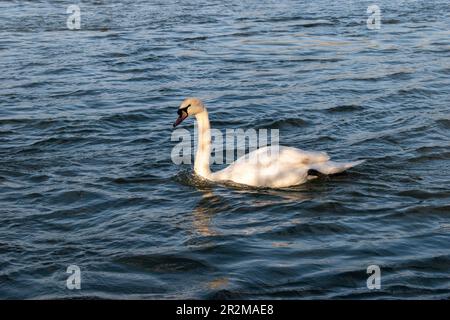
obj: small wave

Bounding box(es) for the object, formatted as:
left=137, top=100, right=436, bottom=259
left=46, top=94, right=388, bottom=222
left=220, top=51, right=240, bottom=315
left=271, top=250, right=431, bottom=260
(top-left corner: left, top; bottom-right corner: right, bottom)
left=30, top=136, right=90, bottom=147
left=253, top=16, right=334, bottom=27
left=329, top=70, right=415, bottom=83
left=396, top=189, right=450, bottom=200
left=253, top=117, right=309, bottom=129
left=268, top=221, right=353, bottom=238
left=394, top=204, right=450, bottom=216
left=407, top=144, right=450, bottom=162
left=436, top=118, right=450, bottom=129
left=360, top=70, right=414, bottom=81
left=100, top=111, right=152, bottom=125
left=394, top=254, right=450, bottom=272
left=115, top=254, right=212, bottom=273
left=292, top=57, right=342, bottom=63
left=296, top=20, right=335, bottom=28
left=375, top=87, right=438, bottom=102
left=28, top=175, right=50, bottom=183
left=326, top=104, right=364, bottom=113
left=45, top=189, right=108, bottom=206
left=112, top=174, right=161, bottom=184
left=409, top=153, right=450, bottom=162
left=205, top=289, right=242, bottom=300
left=383, top=19, right=401, bottom=25
left=38, top=67, right=81, bottom=76
left=181, top=36, right=208, bottom=42
left=109, top=67, right=149, bottom=74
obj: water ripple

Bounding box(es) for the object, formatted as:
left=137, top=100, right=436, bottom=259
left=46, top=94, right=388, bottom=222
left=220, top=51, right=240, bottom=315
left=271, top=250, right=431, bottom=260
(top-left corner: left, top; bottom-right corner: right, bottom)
left=0, top=0, right=449, bottom=300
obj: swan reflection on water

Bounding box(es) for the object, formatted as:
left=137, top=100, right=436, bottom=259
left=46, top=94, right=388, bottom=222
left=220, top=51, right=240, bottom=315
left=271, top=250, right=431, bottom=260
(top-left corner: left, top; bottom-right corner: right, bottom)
left=190, top=178, right=315, bottom=238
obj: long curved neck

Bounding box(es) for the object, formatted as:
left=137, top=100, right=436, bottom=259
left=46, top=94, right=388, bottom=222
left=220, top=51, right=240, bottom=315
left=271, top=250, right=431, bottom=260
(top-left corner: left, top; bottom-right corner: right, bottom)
left=194, top=110, right=212, bottom=179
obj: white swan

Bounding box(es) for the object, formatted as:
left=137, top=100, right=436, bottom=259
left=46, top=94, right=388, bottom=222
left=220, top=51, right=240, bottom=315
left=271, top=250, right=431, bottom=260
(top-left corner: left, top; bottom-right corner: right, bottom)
left=173, top=98, right=363, bottom=188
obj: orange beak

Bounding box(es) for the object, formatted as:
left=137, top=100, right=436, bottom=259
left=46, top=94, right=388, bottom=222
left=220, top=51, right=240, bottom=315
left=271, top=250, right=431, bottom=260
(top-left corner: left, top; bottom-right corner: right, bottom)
left=173, top=110, right=188, bottom=127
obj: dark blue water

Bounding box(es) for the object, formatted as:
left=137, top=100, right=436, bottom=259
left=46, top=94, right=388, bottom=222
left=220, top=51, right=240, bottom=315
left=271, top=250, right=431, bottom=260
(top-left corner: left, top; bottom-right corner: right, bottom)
left=1, top=0, right=449, bottom=299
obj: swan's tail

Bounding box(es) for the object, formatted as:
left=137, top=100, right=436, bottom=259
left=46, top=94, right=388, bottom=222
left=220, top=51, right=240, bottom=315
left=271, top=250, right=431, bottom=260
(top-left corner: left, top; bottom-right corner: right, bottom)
left=309, top=160, right=365, bottom=175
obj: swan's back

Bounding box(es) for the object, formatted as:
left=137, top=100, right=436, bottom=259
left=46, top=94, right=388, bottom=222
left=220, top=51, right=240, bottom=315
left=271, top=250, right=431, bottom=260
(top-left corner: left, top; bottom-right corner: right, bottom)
left=212, top=146, right=333, bottom=188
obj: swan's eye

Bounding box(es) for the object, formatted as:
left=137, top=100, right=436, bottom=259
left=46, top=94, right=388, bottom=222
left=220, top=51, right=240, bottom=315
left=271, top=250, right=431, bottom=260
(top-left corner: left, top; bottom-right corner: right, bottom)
left=177, top=104, right=190, bottom=116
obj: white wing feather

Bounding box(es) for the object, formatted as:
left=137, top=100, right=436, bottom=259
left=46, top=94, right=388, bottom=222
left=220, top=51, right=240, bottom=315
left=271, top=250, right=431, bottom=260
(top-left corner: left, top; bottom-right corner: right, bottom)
left=212, top=146, right=362, bottom=188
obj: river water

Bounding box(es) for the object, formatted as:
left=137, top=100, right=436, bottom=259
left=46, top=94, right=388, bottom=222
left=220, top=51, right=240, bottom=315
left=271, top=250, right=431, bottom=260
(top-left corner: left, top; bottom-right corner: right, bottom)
left=0, top=0, right=449, bottom=299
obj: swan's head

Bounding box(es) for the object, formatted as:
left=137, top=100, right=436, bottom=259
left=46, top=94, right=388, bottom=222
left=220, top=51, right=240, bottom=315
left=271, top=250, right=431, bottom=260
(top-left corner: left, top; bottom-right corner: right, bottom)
left=173, top=97, right=205, bottom=127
